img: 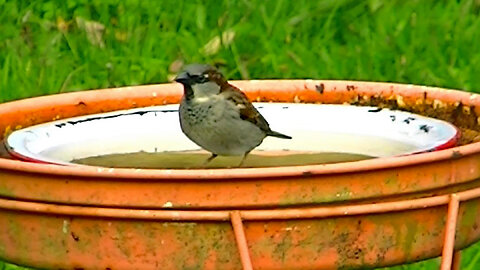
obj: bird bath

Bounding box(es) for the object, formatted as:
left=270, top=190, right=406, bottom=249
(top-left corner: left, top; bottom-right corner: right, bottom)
left=1, top=80, right=480, bottom=269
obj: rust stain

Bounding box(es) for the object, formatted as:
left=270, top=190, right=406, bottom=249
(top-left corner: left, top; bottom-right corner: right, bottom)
left=451, top=151, right=463, bottom=159
left=301, top=171, right=314, bottom=177
left=315, top=83, right=325, bottom=94
left=71, top=232, right=80, bottom=241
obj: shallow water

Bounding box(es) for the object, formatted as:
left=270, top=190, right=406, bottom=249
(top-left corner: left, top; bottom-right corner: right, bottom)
left=72, top=151, right=374, bottom=169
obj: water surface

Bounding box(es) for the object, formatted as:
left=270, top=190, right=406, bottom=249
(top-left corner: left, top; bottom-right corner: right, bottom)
left=72, top=151, right=373, bottom=169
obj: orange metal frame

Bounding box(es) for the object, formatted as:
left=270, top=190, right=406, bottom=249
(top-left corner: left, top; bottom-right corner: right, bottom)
left=0, top=185, right=476, bottom=269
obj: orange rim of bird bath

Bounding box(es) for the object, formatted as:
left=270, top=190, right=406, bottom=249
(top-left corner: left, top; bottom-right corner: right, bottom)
left=1, top=80, right=480, bottom=269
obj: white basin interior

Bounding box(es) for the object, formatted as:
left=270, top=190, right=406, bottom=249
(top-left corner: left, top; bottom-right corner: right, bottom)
left=5, top=103, right=459, bottom=166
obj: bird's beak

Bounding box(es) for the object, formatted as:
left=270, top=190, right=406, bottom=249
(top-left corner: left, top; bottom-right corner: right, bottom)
left=174, top=72, right=190, bottom=84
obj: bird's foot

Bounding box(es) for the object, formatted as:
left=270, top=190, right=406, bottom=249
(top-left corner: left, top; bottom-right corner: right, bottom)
left=238, top=152, right=250, bottom=168
left=202, top=153, right=218, bottom=168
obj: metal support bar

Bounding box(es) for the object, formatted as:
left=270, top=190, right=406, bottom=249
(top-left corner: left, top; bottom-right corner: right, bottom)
left=231, top=211, right=253, bottom=270
left=440, top=194, right=460, bottom=270
left=452, top=251, right=461, bottom=270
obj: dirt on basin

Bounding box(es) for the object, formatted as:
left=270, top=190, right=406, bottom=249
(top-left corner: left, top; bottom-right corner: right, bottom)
left=352, top=95, right=480, bottom=146
left=270, top=87, right=480, bottom=146
left=0, top=142, right=11, bottom=159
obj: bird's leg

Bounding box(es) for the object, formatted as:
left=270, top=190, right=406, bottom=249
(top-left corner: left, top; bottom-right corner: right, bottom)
left=238, top=152, right=250, bottom=167
left=203, top=153, right=218, bottom=167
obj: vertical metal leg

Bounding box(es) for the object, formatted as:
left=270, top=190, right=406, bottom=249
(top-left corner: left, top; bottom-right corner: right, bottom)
left=231, top=211, right=253, bottom=270
left=451, top=251, right=461, bottom=270
left=440, top=194, right=460, bottom=270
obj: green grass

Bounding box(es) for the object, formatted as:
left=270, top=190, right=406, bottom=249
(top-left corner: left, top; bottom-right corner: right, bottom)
left=1, top=0, right=480, bottom=269
left=1, top=0, right=480, bottom=102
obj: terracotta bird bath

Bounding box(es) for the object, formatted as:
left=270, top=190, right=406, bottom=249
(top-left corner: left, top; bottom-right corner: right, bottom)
left=1, top=80, right=480, bottom=269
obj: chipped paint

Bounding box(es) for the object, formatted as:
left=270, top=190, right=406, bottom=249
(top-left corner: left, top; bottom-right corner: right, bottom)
left=396, top=95, right=406, bottom=108
left=163, top=201, right=173, bottom=208
left=293, top=95, right=300, bottom=103
left=62, top=219, right=70, bottom=234
left=332, top=187, right=354, bottom=201
left=2, top=125, right=12, bottom=139
left=433, top=99, right=446, bottom=109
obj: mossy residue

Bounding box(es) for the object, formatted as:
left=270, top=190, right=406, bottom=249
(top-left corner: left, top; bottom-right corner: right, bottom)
left=457, top=200, right=480, bottom=246
left=133, top=222, right=157, bottom=257
left=6, top=217, right=30, bottom=264
left=0, top=241, right=5, bottom=258
left=358, top=210, right=444, bottom=268
left=352, top=93, right=480, bottom=135
left=0, top=184, right=15, bottom=198
left=39, top=227, right=67, bottom=261
left=73, top=221, right=101, bottom=255
left=114, top=223, right=132, bottom=259
left=272, top=228, right=293, bottom=263
left=334, top=218, right=366, bottom=269
left=167, top=222, right=239, bottom=269
left=371, top=225, right=396, bottom=266
left=173, top=222, right=206, bottom=270
left=251, top=89, right=480, bottom=145
left=279, top=186, right=354, bottom=206
left=331, top=186, right=353, bottom=202
left=210, top=224, right=237, bottom=269
left=384, top=174, right=399, bottom=190
left=400, top=218, right=418, bottom=261
left=249, top=218, right=370, bottom=268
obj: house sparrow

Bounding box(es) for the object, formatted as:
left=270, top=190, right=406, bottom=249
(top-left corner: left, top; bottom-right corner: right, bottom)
left=175, top=64, right=291, bottom=166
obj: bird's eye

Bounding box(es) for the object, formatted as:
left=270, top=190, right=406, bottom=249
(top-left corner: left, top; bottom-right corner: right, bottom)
left=194, top=74, right=208, bottom=84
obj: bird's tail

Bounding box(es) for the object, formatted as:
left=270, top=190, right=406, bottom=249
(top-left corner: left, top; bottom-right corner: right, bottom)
left=267, top=130, right=292, bottom=139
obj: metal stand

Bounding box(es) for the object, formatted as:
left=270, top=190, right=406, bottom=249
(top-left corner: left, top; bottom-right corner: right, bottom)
left=231, top=211, right=253, bottom=270
left=229, top=192, right=467, bottom=270
left=441, top=194, right=460, bottom=270
left=452, top=251, right=462, bottom=270
left=1, top=186, right=476, bottom=269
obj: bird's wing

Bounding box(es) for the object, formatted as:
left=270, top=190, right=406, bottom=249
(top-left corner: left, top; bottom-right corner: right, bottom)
left=220, top=85, right=271, bottom=133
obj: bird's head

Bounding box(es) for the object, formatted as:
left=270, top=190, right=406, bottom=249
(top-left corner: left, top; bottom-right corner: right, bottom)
left=175, top=64, right=226, bottom=98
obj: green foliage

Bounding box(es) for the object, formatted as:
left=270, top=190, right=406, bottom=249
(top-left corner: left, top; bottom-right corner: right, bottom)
left=1, top=0, right=480, bottom=269
left=0, top=260, right=30, bottom=270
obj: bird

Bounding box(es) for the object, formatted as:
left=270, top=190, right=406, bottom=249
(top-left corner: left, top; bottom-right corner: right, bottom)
left=174, top=64, right=292, bottom=166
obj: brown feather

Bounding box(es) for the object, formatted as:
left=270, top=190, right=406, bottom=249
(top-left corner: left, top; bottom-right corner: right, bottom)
left=207, top=69, right=291, bottom=139
left=222, top=85, right=272, bottom=133
left=206, top=69, right=270, bottom=132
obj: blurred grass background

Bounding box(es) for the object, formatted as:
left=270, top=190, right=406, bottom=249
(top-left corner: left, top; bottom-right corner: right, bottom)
left=1, top=0, right=480, bottom=102
left=1, top=0, right=480, bottom=269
